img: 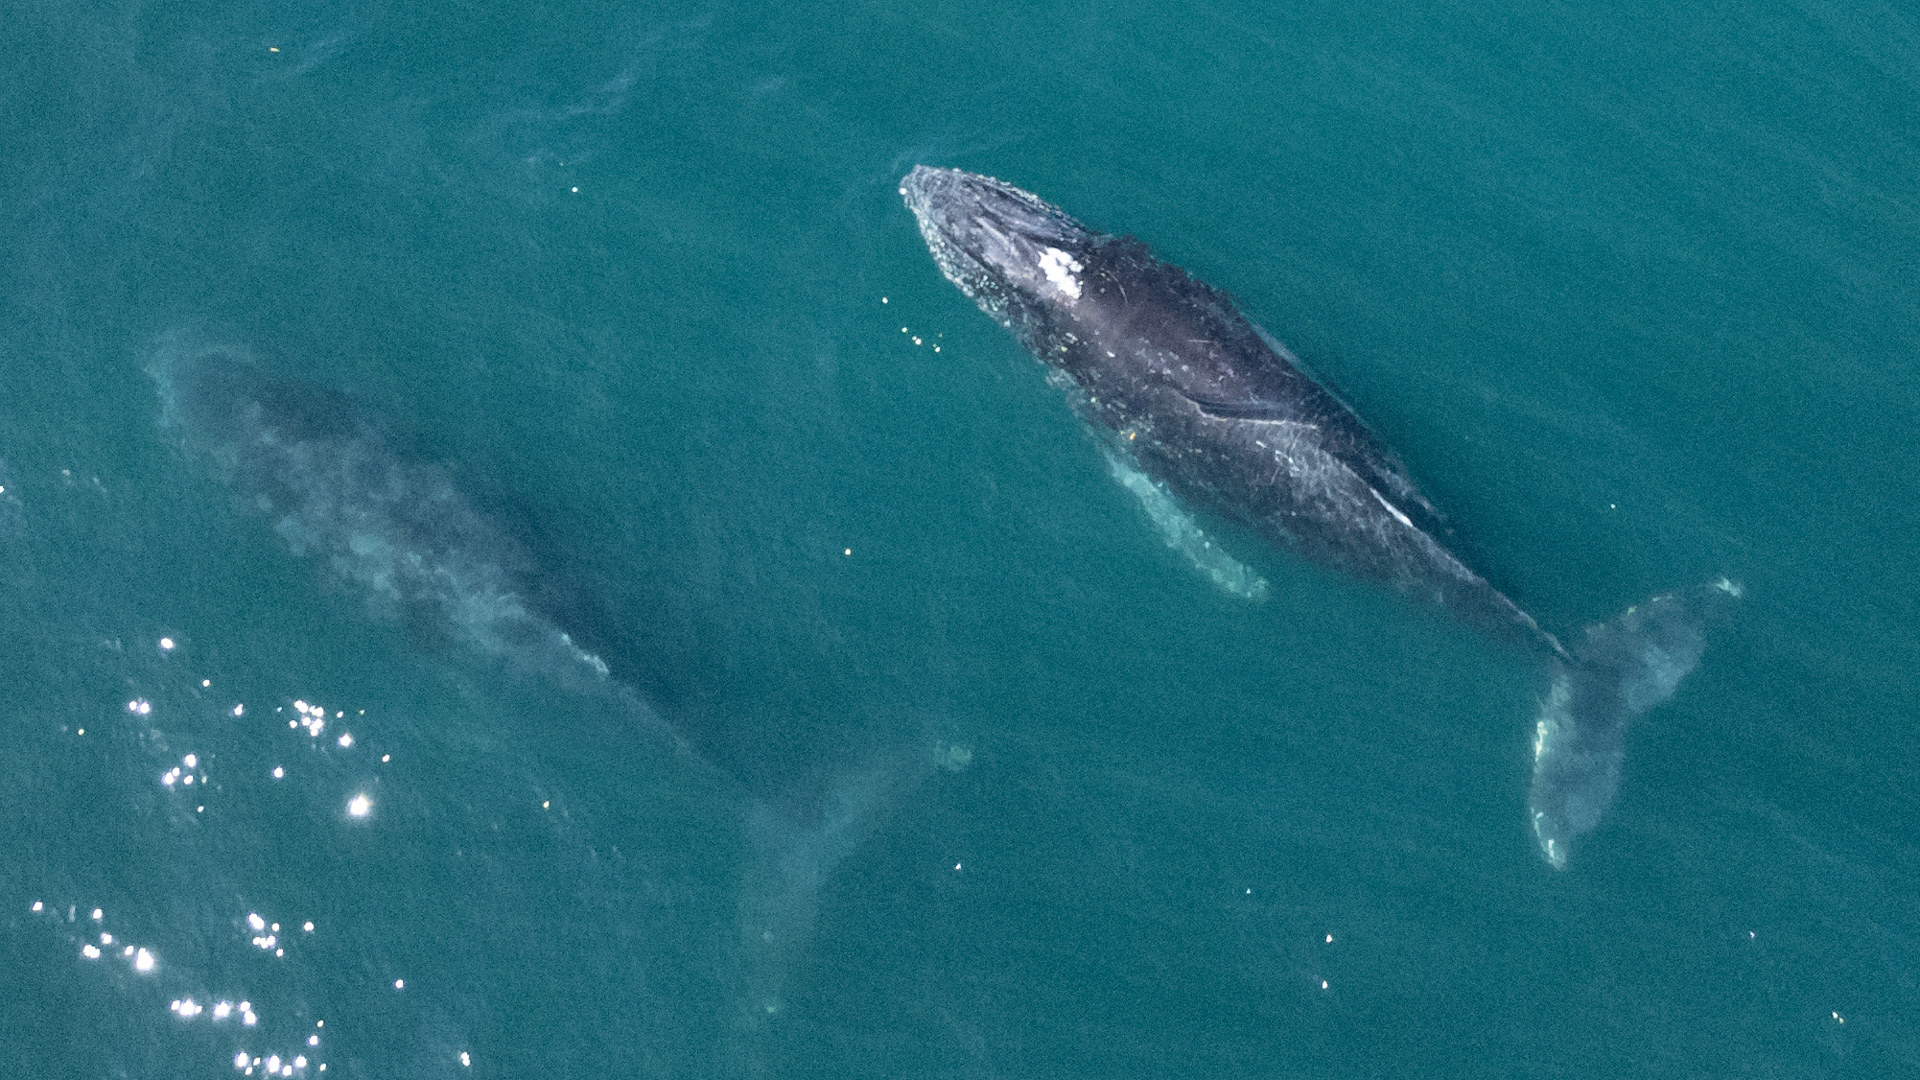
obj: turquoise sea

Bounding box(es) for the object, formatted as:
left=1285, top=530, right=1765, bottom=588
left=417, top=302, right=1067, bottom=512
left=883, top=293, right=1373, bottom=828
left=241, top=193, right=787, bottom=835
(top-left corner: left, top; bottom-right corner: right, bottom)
left=4, top=1, right=1917, bottom=1076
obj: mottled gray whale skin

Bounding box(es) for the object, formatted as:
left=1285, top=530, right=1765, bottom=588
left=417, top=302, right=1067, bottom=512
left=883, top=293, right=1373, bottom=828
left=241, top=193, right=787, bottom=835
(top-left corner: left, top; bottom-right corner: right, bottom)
left=151, top=339, right=632, bottom=703
left=903, top=167, right=1736, bottom=868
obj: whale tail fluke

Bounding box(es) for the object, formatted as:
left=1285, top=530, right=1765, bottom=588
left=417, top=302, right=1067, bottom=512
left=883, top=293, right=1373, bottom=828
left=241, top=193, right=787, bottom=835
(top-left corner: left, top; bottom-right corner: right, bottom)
left=724, top=731, right=962, bottom=1075
left=734, top=772, right=884, bottom=1032
left=1528, top=578, right=1742, bottom=869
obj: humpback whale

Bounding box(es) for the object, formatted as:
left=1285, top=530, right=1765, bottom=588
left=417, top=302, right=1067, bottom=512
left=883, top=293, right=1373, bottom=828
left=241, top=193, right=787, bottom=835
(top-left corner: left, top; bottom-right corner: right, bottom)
left=148, top=333, right=931, bottom=1056
left=152, top=340, right=639, bottom=703
left=901, top=166, right=1734, bottom=868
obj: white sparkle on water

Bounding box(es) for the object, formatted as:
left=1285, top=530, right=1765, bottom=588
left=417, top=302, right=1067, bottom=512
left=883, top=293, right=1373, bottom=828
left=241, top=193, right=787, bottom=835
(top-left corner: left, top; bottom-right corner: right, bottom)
left=348, top=794, right=372, bottom=817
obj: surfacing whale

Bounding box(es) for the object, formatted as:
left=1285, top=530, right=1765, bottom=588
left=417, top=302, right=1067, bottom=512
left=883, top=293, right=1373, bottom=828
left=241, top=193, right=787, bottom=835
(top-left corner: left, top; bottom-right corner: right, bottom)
left=901, top=165, right=1736, bottom=868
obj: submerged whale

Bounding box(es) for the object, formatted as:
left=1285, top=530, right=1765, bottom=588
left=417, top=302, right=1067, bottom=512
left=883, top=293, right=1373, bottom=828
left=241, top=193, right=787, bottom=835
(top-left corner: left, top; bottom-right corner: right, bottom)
left=901, top=166, right=1734, bottom=868
left=148, top=334, right=932, bottom=1053
left=153, top=340, right=640, bottom=703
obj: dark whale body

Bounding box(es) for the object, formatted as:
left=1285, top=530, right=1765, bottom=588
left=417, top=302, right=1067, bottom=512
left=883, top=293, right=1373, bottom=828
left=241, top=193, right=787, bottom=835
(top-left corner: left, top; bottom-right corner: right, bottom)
left=901, top=167, right=1555, bottom=651
left=902, top=166, right=1734, bottom=868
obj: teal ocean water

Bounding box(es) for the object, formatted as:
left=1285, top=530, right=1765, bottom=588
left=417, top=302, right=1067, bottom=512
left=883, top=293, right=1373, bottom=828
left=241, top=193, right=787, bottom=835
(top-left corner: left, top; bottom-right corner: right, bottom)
left=4, top=1, right=1917, bottom=1076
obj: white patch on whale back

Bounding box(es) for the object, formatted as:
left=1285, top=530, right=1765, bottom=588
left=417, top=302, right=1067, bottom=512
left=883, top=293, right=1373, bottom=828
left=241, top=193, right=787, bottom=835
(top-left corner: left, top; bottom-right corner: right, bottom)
left=1038, top=247, right=1084, bottom=300
left=1105, top=451, right=1267, bottom=601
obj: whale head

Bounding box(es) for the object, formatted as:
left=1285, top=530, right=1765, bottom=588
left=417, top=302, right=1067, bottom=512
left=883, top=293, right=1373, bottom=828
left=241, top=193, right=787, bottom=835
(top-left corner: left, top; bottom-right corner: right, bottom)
left=900, top=166, right=1100, bottom=329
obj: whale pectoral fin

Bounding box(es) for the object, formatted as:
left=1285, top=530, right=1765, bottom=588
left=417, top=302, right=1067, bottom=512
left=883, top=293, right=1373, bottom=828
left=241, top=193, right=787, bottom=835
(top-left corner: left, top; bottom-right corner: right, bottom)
left=1104, top=450, right=1268, bottom=600
left=1340, top=444, right=1449, bottom=539
left=1187, top=382, right=1452, bottom=542
left=1368, top=486, right=1416, bottom=530
left=1247, top=319, right=1303, bottom=365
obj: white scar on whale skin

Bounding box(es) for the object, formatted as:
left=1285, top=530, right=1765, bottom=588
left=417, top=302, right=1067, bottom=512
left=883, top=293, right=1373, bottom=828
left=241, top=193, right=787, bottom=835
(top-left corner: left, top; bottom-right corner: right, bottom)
left=1039, top=247, right=1083, bottom=300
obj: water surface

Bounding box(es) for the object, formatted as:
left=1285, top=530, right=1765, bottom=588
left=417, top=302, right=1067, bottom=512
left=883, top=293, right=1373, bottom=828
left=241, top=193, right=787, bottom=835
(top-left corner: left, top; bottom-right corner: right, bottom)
left=3, top=1, right=1917, bottom=1076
